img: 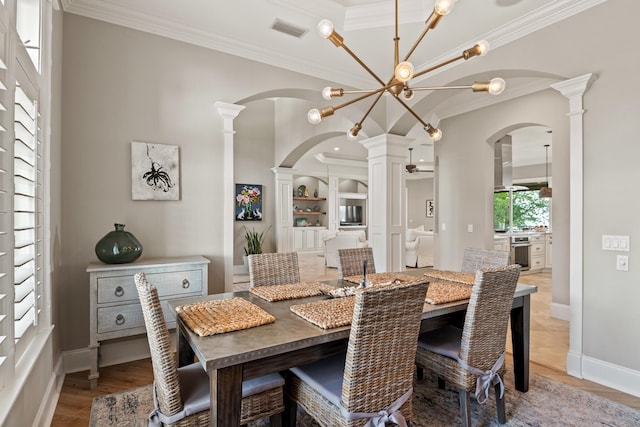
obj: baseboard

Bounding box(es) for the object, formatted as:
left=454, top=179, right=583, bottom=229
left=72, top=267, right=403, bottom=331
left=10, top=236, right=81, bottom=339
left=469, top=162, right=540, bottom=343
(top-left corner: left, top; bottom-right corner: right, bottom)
left=549, top=302, right=570, bottom=321
left=582, top=355, right=640, bottom=398
left=233, top=264, right=248, bottom=275
left=36, top=355, right=65, bottom=427
left=566, top=350, right=583, bottom=378
left=63, top=333, right=176, bottom=374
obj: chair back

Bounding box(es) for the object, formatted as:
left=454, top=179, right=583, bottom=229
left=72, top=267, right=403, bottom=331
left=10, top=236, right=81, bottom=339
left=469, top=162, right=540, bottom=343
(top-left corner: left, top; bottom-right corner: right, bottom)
left=134, top=272, right=183, bottom=418
left=248, top=252, right=300, bottom=286
left=337, top=247, right=376, bottom=278
left=460, top=248, right=510, bottom=273
left=342, top=279, right=429, bottom=415
left=458, top=265, right=521, bottom=372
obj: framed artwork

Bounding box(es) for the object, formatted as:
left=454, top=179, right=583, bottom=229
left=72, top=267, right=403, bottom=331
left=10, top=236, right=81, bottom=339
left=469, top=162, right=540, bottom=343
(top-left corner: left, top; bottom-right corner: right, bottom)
left=131, top=141, right=180, bottom=200
left=426, top=199, right=434, bottom=217
left=236, top=184, right=263, bottom=221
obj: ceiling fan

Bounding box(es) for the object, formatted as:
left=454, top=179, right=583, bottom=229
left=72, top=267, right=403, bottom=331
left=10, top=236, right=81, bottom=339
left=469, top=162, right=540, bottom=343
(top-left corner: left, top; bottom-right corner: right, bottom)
left=406, top=148, right=433, bottom=174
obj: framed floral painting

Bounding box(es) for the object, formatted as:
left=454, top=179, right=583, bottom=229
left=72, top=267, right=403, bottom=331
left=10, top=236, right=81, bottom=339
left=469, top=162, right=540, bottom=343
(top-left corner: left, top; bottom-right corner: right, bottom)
left=235, top=184, right=263, bottom=221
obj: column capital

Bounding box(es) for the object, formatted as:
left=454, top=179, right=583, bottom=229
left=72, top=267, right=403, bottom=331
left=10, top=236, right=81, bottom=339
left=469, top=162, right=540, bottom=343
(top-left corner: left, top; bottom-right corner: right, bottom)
left=271, top=167, right=294, bottom=178
left=214, top=102, right=246, bottom=120
left=551, top=73, right=597, bottom=100
left=360, top=134, right=413, bottom=159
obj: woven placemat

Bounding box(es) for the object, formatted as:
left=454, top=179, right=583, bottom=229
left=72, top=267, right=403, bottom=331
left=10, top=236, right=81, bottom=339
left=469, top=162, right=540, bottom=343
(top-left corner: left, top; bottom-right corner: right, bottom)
left=176, top=297, right=275, bottom=337
left=425, top=281, right=473, bottom=305
left=343, top=272, right=418, bottom=286
left=290, top=296, right=355, bottom=329
left=249, top=281, right=335, bottom=302
left=424, top=269, right=476, bottom=285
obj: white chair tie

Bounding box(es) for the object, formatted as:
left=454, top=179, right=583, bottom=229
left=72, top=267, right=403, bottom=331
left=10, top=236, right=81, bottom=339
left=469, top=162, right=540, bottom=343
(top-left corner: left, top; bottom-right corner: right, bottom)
left=148, top=382, right=190, bottom=427
left=457, top=352, right=505, bottom=404
left=341, top=387, right=412, bottom=427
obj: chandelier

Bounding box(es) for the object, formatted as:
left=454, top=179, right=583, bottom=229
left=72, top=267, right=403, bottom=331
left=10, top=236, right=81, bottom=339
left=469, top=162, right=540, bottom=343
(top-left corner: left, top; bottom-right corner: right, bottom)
left=307, top=0, right=506, bottom=142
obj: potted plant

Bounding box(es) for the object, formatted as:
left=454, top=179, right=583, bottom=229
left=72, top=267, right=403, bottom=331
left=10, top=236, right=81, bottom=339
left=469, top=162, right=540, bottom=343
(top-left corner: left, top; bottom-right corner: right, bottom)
left=242, top=226, right=270, bottom=270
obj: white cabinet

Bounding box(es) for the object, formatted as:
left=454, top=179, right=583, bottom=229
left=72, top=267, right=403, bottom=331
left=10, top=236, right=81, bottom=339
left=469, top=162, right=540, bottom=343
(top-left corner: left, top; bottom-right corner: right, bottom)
left=529, top=234, right=545, bottom=271
left=494, top=236, right=509, bottom=252
left=545, top=233, right=552, bottom=268
left=87, top=256, right=209, bottom=389
left=293, top=227, right=326, bottom=252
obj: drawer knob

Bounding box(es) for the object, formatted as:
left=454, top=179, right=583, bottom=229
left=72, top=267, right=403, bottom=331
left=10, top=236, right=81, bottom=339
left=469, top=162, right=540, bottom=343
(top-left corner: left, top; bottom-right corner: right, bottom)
left=115, top=314, right=125, bottom=325
left=182, top=279, right=190, bottom=289
left=114, top=286, right=125, bottom=297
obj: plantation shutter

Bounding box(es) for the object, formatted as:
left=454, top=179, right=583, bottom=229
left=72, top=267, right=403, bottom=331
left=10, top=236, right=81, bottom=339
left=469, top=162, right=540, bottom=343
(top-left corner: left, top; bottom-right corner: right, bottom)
left=13, top=79, right=40, bottom=347
left=0, top=28, right=10, bottom=389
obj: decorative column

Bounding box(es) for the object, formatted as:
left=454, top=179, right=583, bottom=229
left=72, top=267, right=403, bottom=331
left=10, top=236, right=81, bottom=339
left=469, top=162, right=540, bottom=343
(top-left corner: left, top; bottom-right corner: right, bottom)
left=551, top=73, right=597, bottom=378
left=215, top=102, right=245, bottom=292
left=271, top=167, right=295, bottom=252
left=360, top=134, right=412, bottom=272
left=327, top=173, right=340, bottom=232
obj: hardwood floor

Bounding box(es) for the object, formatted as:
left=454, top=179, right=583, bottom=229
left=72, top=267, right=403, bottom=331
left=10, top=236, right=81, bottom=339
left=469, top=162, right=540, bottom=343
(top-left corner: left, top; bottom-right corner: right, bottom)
left=50, top=253, right=640, bottom=425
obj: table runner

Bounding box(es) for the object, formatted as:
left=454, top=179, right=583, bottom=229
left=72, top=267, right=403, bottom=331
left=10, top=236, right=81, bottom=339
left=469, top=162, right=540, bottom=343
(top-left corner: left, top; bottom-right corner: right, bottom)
left=342, top=272, right=418, bottom=286
left=424, top=269, right=476, bottom=285
left=290, top=296, right=355, bottom=329
left=425, top=281, right=473, bottom=305
left=249, top=281, right=335, bottom=302
left=176, top=297, right=275, bottom=337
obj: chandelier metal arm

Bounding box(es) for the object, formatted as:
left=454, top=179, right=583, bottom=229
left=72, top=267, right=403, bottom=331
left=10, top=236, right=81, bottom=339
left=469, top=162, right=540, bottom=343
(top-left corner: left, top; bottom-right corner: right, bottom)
left=390, top=94, right=429, bottom=128
left=331, top=85, right=387, bottom=112
left=412, top=53, right=465, bottom=80
left=357, top=90, right=386, bottom=129
left=338, top=42, right=386, bottom=87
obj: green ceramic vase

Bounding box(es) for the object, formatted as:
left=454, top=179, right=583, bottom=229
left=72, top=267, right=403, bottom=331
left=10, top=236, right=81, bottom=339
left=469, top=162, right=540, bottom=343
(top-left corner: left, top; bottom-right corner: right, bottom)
left=95, top=223, right=143, bottom=264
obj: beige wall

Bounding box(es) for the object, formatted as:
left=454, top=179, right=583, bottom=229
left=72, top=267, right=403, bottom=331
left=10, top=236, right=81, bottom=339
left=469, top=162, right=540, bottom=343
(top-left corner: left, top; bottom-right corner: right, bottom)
left=60, top=14, right=328, bottom=352
left=406, top=178, right=435, bottom=231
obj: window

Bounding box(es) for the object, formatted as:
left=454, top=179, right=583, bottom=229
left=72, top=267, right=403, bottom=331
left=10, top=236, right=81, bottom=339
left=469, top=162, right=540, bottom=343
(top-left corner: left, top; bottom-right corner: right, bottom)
left=0, top=0, right=50, bottom=393
left=494, top=188, right=550, bottom=232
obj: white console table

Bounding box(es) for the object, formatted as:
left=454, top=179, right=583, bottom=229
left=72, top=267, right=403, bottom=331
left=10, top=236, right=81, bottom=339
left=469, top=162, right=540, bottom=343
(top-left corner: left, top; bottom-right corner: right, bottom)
left=87, top=256, right=209, bottom=389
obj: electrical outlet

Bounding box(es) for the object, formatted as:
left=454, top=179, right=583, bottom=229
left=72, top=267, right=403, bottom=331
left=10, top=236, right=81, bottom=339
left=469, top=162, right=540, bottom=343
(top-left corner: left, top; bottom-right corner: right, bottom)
left=617, top=255, right=629, bottom=271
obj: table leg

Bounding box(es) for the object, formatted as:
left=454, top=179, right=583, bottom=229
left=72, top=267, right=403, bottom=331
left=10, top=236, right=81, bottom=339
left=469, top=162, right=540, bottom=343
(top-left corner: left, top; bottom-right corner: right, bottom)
left=210, top=365, right=243, bottom=426
left=177, top=325, right=194, bottom=367
left=510, top=294, right=530, bottom=392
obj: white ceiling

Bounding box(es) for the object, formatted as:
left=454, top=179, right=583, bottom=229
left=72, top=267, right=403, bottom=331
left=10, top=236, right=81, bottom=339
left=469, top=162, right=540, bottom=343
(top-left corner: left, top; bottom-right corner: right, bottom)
left=61, top=0, right=581, bottom=170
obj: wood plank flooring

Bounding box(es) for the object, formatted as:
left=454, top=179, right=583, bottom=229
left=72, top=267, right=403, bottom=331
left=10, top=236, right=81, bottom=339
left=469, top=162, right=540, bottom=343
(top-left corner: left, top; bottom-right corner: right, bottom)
left=50, top=253, right=640, bottom=425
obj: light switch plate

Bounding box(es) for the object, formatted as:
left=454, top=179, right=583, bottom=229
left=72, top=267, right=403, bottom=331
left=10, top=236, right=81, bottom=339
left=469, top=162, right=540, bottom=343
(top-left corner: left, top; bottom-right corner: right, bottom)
left=617, top=255, right=629, bottom=271
left=467, top=224, right=473, bottom=233
left=603, top=235, right=630, bottom=252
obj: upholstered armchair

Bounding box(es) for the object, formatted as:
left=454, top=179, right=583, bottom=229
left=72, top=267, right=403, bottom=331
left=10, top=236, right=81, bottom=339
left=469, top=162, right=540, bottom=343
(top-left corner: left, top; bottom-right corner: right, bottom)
left=405, top=227, right=434, bottom=268
left=322, top=230, right=368, bottom=268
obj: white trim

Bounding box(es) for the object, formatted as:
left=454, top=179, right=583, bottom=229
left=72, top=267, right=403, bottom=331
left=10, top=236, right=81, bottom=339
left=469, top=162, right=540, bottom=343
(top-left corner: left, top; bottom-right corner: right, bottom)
left=582, top=356, right=640, bottom=399
left=551, top=73, right=597, bottom=379
left=214, top=102, right=245, bottom=293
left=62, top=335, right=166, bottom=373
left=549, top=302, right=570, bottom=321
left=34, top=355, right=65, bottom=427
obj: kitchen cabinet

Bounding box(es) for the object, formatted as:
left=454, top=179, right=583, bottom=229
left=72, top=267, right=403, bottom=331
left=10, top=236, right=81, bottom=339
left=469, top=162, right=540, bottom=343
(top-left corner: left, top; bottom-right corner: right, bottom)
left=529, top=234, right=545, bottom=271
left=545, top=233, right=552, bottom=268
left=494, top=236, right=510, bottom=252
left=293, top=227, right=326, bottom=252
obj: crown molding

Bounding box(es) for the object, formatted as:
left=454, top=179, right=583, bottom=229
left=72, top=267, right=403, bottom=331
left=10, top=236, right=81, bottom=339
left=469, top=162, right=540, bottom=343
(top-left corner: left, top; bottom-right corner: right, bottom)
left=61, top=0, right=606, bottom=90
left=314, top=152, right=368, bottom=167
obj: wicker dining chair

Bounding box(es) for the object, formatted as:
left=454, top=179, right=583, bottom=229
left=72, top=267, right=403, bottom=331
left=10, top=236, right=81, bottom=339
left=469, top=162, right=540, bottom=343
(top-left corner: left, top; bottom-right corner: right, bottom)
left=134, top=272, right=285, bottom=426
left=248, top=252, right=301, bottom=287
left=285, top=279, right=429, bottom=427
left=460, top=248, right=511, bottom=273
left=337, top=247, right=376, bottom=279
left=415, top=264, right=521, bottom=427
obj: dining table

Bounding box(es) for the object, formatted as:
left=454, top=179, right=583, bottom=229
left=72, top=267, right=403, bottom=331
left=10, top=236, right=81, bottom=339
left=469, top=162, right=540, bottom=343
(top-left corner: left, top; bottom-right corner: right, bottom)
left=168, top=274, right=536, bottom=426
